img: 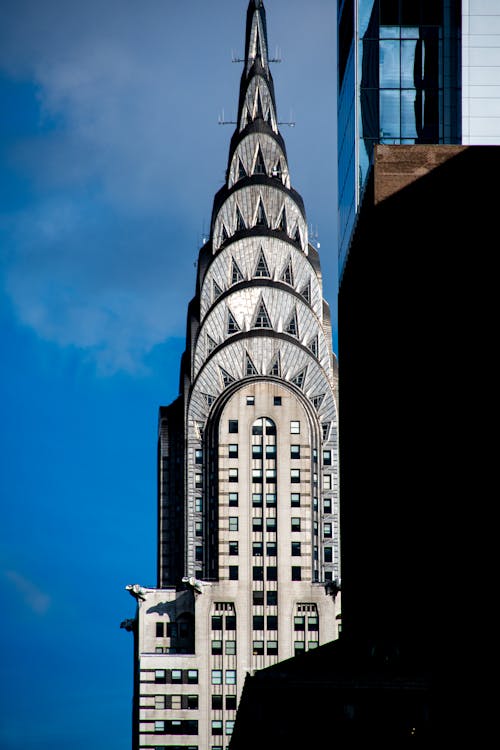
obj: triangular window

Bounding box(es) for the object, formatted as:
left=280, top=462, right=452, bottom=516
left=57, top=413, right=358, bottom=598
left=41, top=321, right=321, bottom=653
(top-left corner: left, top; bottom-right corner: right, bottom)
left=231, top=258, right=244, bottom=285
left=245, top=352, right=259, bottom=376
left=300, top=280, right=311, bottom=303
left=284, top=308, right=299, bottom=337
left=276, top=206, right=287, bottom=233
left=207, top=335, right=217, bottom=354
left=221, top=223, right=229, bottom=244
left=253, top=147, right=266, bottom=175
left=236, top=205, right=246, bottom=231
left=280, top=258, right=293, bottom=286
left=311, top=394, right=325, bottom=410
left=220, top=367, right=236, bottom=388
left=238, top=158, right=247, bottom=180
left=267, top=108, right=273, bottom=126
left=203, top=393, right=216, bottom=407
left=308, top=336, right=318, bottom=357
left=322, top=422, right=331, bottom=441
left=269, top=352, right=281, bottom=377
left=254, top=249, right=270, bottom=278
left=294, top=225, right=301, bottom=243
left=227, top=309, right=240, bottom=334
left=255, top=89, right=264, bottom=120
left=213, top=279, right=223, bottom=301
left=255, top=198, right=268, bottom=227
left=253, top=299, right=272, bottom=329
left=291, top=367, right=307, bottom=390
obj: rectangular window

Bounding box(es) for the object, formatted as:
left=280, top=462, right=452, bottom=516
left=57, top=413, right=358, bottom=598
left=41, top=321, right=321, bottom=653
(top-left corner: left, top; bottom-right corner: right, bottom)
left=229, top=566, right=239, bottom=580
left=252, top=566, right=264, bottom=581
left=225, top=640, right=236, bottom=655
left=294, top=641, right=305, bottom=655
left=291, top=517, right=301, bottom=532
left=252, top=517, right=263, bottom=532
left=265, top=445, right=276, bottom=458
left=195, top=496, right=203, bottom=512
left=155, top=695, right=166, bottom=709
left=226, top=695, right=237, bottom=710
left=170, top=694, right=182, bottom=710
left=228, top=444, right=238, bottom=458
left=228, top=492, right=238, bottom=507
left=252, top=492, right=263, bottom=506
left=252, top=541, right=263, bottom=556
left=291, top=469, right=301, bottom=483
left=195, top=449, right=203, bottom=464
left=323, top=449, right=332, bottom=465
left=252, top=468, right=263, bottom=482
left=187, top=695, right=199, bottom=710
left=229, top=517, right=239, bottom=531
left=225, top=670, right=236, bottom=685
left=171, top=669, right=182, bottom=683
left=265, top=493, right=276, bottom=506
left=324, top=497, right=332, bottom=513
left=273, top=396, right=282, bottom=405
left=228, top=420, right=238, bottom=433
left=292, top=566, right=302, bottom=581
left=308, top=616, right=319, bottom=631
left=266, top=541, right=277, bottom=556
left=308, top=640, right=319, bottom=649
left=226, top=615, right=236, bottom=630
left=324, top=547, right=333, bottom=562
left=252, top=444, right=263, bottom=458
left=195, top=521, right=203, bottom=536
left=291, top=541, right=301, bottom=556
left=290, top=420, right=300, bottom=434
left=324, top=522, right=332, bottom=538
left=195, top=473, right=203, bottom=488
left=267, top=640, right=278, bottom=655
left=212, top=720, right=223, bottom=735
left=323, top=474, right=332, bottom=490
left=266, top=566, right=277, bottom=581
left=246, top=395, right=255, bottom=405
left=253, top=639, right=264, bottom=655
left=290, top=444, right=301, bottom=458
left=265, top=468, right=276, bottom=482
left=266, top=590, right=277, bottom=605
left=155, top=721, right=165, bottom=733
left=291, top=492, right=301, bottom=507
left=211, top=615, right=222, bottom=630
left=195, top=545, right=203, bottom=561
left=212, top=695, right=223, bottom=710
left=253, top=590, right=264, bottom=605
left=156, top=622, right=164, bottom=637
left=253, top=615, right=264, bottom=630
left=266, top=517, right=277, bottom=532
left=211, top=670, right=222, bottom=685
left=211, top=639, right=222, bottom=655
left=294, top=616, right=305, bottom=631
left=228, top=468, right=238, bottom=482
left=267, top=615, right=278, bottom=630
left=229, top=541, right=238, bottom=555
left=187, top=670, right=198, bottom=684
left=226, top=720, right=235, bottom=736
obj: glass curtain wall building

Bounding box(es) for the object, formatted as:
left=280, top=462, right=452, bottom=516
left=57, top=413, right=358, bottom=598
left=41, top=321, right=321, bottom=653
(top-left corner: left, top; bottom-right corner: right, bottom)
left=338, top=0, right=461, bottom=275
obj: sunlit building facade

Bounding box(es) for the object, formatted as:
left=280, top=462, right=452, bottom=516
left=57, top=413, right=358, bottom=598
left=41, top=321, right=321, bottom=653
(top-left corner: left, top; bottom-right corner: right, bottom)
left=123, top=3, right=340, bottom=749
left=338, top=0, right=500, bottom=276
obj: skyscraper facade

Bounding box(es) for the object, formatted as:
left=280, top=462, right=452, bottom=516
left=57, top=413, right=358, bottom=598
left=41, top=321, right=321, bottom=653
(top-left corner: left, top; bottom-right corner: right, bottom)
left=338, top=0, right=500, bottom=275
left=123, top=3, right=340, bottom=749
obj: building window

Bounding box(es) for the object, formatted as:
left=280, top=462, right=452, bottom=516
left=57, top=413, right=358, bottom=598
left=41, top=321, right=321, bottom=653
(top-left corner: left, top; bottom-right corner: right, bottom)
left=265, top=468, right=276, bottom=482
left=229, top=541, right=239, bottom=556
left=229, top=566, right=239, bottom=580
left=294, top=640, right=305, bottom=655
left=155, top=721, right=165, bottom=733
left=266, top=541, right=277, bottom=556
left=308, top=616, right=319, bottom=631
left=253, top=615, right=264, bottom=629
left=187, top=695, right=199, bottom=710
left=195, top=473, right=203, bottom=488
left=253, top=639, right=264, bottom=655
left=187, top=670, right=199, bottom=684
left=252, top=444, right=263, bottom=458
left=170, top=694, right=182, bottom=710
left=225, top=640, right=236, bottom=655
left=324, top=547, right=333, bottom=563
left=246, top=395, right=255, bottom=405
left=290, top=420, right=300, bottom=434
left=267, top=615, right=278, bottom=630
left=253, top=541, right=263, bottom=556
left=324, top=474, right=332, bottom=490
left=252, top=468, right=263, bottom=482
left=169, top=669, right=182, bottom=683
left=226, top=720, right=235, bottom=736
left=324, top=522, right=332, bottom=538
left=290, top=445, right=301, bottom=458
left=229, top=469, right=238, bottom=482
left=212, top=720, right=223, bottom=735
left=291, top=517, right=301, bottom=532
left=211, top=639, right=222, bottom=655
left=155, top=695, right=166, bottom=709
left=228, top=444, right=238, bottom=458
left=229, top=517, right=239, bottom=531
left=228, top=492, right=238, bottom=507
left=267, top=640, right=278, bottom=655
left=252, top=517, right=263, bottom=532
left=266, top=566, right=277, bottom=581
left=212, top=695, right=223, bottom=710
left=252, top=492, right=263, bottom=506
left=265, top=444, right=276, bottom=458
left=291, top=469, right=301, bottom=483
left=266, top=590, right=277, bottom=605
left=195, top=496, right=203, bottom=512
left=294, top=616, right=305, bottom=631
left=195, top=546, right=203, bottom=561
left=156, top=622, right=164, bottom=637
left=266, top=493, right=276, bottom=506
left=211, top=670, right=222, bottom=685
left=226, top=615, right=236, bottom=630
left=228, top=420, right=238, bottom=433
left=211, top=615, right=222, bottom=630
left=273, top=396, right=282, bottom=405
left=292, top=566, right=302, bottom=581
left=195, top=521, right=203, bottom=536
left=291, top=493, right=301, bottom=507
left=226, top=695, right=237, bottom=710
left=323, top=449, right=332, bottom=465
left=266, top=517, right=277, bottom=532
left=253, top=590, right=264, bottom=605
left=195, top=449, right=203, bottom=464
left=225, top=670, right=236, bottom=685
left=291, top=541, right=301, bottom=556
left=252, top=566, right=264, bottom=581
left=324, top=497, right=332, bottom=513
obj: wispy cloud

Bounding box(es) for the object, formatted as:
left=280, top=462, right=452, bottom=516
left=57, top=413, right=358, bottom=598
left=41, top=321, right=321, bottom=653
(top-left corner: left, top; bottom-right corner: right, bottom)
left=4, top=569, right=52, bottom=615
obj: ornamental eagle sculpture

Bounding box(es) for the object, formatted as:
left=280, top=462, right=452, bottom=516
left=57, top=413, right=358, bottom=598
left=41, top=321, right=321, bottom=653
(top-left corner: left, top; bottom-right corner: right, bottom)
left=125, top=583, right=150, bottom=601
left=182, top=576, right=213, bottom=594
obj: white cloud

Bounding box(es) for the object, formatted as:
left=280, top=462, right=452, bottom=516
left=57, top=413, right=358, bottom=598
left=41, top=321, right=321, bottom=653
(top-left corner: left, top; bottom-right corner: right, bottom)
left=4, top=570, right=52, bottom=615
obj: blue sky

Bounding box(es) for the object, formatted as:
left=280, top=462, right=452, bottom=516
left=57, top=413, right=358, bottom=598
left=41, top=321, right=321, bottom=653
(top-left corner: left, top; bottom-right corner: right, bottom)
left=0, top=1, right=337, bottom=747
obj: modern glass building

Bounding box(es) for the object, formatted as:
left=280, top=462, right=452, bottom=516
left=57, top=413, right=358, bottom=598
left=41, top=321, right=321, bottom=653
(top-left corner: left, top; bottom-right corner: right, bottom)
left=337, top=0, right=471, bottom=275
